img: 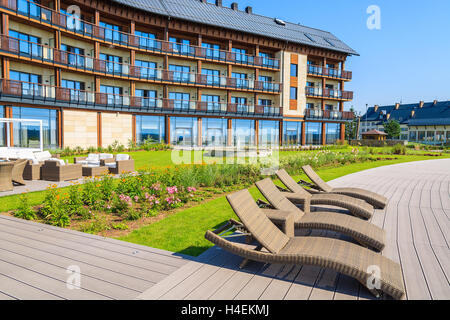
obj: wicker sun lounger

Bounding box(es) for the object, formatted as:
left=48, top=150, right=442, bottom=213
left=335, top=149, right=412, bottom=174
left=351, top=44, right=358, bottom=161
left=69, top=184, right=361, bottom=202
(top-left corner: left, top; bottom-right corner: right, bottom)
left=204, top=189, right=405, bottom=300
left=255, top=178, right=386, bottom=251
left=301, top=165, right=388, bottom=209
left=0, top=161, right=14, bottom=192
left=276, top=169, right=374, bottom=220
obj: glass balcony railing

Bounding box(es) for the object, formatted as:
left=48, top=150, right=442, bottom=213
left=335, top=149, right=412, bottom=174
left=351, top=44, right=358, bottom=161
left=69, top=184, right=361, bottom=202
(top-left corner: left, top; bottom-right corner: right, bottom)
left=0, top=0, right=280, bottom=69
left=307, top=65, right=352, bottom=80
left=305, top=109, right=355, bottom=120
left=0, top=79, right=283, bottom=117
left=305, top=87, right=353, bottom=100
left=0, top=35, right=282, bottom=93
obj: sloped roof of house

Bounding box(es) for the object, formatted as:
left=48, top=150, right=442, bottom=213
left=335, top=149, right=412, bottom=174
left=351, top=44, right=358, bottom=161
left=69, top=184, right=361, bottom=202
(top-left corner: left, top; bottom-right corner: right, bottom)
left=111, top=0, right=358, bottom=55
left=361, top=101, right=450, bottom=126
left=362, top=129, right=387, bottom=135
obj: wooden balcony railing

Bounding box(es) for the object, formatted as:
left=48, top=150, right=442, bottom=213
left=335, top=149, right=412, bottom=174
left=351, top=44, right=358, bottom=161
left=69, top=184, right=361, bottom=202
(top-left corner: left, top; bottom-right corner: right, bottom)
left=0, top=0, right=280, bottom=69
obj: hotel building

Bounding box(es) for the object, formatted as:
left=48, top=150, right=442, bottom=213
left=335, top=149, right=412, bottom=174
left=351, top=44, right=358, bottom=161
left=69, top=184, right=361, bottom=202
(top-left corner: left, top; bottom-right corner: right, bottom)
left=0, top=0, right=357, bottom=149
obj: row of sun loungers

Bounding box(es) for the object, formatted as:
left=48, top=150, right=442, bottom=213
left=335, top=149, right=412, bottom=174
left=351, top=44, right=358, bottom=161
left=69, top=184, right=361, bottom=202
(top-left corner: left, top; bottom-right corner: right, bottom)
left=205, top=166, right=405, bottom=300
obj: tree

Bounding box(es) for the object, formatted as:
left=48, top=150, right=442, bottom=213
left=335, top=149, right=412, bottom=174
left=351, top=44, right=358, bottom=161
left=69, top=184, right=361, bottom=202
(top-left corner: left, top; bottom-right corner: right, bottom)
left=383, top=120, right=401, bottom=139
left=345, top=106, right=359, bottom=140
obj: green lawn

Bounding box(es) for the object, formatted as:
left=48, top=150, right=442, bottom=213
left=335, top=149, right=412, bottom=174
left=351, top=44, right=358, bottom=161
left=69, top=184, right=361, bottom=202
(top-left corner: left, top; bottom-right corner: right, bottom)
left=117, top=155, right=449, bottom=256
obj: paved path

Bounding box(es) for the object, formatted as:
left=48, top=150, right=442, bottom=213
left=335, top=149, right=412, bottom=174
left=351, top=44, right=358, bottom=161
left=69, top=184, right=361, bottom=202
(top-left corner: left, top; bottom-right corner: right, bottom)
left=138, top=159, right=450, bottom=300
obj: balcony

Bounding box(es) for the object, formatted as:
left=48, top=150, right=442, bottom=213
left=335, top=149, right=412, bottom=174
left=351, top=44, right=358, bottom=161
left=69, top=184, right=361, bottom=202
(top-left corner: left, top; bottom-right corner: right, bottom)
left=0, top=0, right=280, bottom=69
left=0, top=35, right=282, bottom=93
left=305, top=87, right=354, bottom=101
left=0, top=79, right=283, bottom=118
left=305, top=108, right=355, bottom=121
left=307, top=65, right=352, bottom=81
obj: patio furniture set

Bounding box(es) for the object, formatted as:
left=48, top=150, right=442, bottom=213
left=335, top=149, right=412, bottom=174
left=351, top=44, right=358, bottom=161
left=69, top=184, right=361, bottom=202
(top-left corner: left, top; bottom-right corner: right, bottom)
left=0, top=148, right=134, bottom=192
left=205, top=166, right=406, bottom=300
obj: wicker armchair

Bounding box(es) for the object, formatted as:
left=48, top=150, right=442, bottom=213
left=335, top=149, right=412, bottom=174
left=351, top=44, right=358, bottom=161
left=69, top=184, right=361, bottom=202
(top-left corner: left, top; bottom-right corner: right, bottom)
left=0, top=162, right=14, bottom=192
left=101, top=154, right=134, bottom=175
left=41, top=160, right=82, bottom=182
left=11, top=159, right=27, bottom=185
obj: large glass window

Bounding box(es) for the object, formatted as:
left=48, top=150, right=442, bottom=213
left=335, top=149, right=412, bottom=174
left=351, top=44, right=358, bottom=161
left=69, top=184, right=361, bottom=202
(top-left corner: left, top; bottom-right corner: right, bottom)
left=305, top=122, right=322, bottom=145
left=135, top=60, right=157, bottom=79
left=135, top=89, right=157, bottom=108
left=259, top=52, right=274, bottom=68
left=259, top=120, right=279, bottom=147
left=17, top=0, right=40, bottom=17
left=232, top=119, right=255, bottom=147
left=12, top=107, right=58, bottom=149
left=135, top=30, right=157, bottom=50
left=259, top=75, right=274, bottom=91
left=136, top=115, right=165, bottom=144
left=9, top=30, right=41, bottom=57
left=169, top=37, right=191, bottom=55
left=99, top=53, right=122, bottom=74
left=201, top=95, right=221, bottom=112
left=418, top=131, right=426, bottom=141
left=283, top=121, right=302, bottom=146
left=232, top=48, right=247, bottom=63
left=99, top=21, right=126, bottom=44
left=169, top=64, right=190, bottom=82
left=202, top=118, right=227, bottom=147
left=325, top=123, right=340, bottom=145
left=0, top=106, right=5, bottom=147
left=9, top=70, right=42, bottom=96
left=290, top=64, right=298, bottom=77
left=202, top=42, right=220, bottom=59
left=170, top=117, right=198, bottom=146
left=100, top=85, right=122, bottom=105
left=409, top=131, right=417, bottom=141
left=61, top=44, right=85, bottom=67
left=231, top=97, right=248, bottom=113
left=232, top=72, right=248, bottom=89
left=61, top=79, right=85, bottom=101
left=202, top=68, right=220, bottom=86
left=290, top=87, right=298, bottom=100
left=169, top=92, right=190, bottom=110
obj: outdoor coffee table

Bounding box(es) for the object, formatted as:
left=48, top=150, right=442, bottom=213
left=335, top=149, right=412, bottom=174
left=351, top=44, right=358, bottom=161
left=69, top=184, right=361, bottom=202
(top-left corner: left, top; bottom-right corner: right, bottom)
left=0, top=161, right=15, bottom=192
left=82, top=165, right=109, bottom=177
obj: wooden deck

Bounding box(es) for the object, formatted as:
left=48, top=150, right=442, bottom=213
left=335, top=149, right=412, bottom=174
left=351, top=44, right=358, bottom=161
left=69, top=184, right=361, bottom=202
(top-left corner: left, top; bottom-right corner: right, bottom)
left=0, top=215, right=188, bottom=300
left=138, top=159, right=450, bottom=300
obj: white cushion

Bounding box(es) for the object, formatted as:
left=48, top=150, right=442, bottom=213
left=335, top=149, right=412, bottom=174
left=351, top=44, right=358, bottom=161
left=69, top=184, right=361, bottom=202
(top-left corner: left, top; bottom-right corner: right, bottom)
left=87, top=160, right=100, bottom=166
left=17, top=150, right=36, bottom=160
left=99, top=153, right=113, bottom=160
left=34, top=151, right=52, bottom=162
left=86, top=153, right=100, bottom=161
left=115, top=154, right=130, bottom=161
left=77, top=160, right=88, bottom=165
left=105, top=162, right=116, bottom=168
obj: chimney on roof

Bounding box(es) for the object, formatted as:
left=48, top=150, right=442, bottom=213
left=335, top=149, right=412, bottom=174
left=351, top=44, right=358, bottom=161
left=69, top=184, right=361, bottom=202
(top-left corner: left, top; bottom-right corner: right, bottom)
left=411, top=110, right=415, bottom=117
left=395, top=103, right=400, bottom=110
left=215, top=0, right=222, bottom=6
left=231, top=2, right=238, bottom=11
left=245, top=6, right=253, bottom=14
left=374, top=105, right=379, bottom=112
left=386, top=113, right=391, bottom=120
left=419, top=101, right=424, bottom=108
left=433, top=100, right=438, bottom=105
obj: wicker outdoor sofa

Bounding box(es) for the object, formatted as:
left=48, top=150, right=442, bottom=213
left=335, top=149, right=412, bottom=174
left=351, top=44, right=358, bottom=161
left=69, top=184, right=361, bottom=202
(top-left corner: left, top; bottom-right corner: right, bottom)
left=301, top=165, right=388, bottom=209
left=276, top=169, right=374, bottom=219
left=255, top=178, right=386, bottom=251
left=204, top=189, right=406, bottom=300
left=41, top=160, right=82, bottom=182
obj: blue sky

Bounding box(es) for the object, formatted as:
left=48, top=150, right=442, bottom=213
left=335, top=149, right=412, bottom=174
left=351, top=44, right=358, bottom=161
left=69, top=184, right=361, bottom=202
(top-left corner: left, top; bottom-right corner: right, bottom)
left=217, top=0, right=450, bottom=114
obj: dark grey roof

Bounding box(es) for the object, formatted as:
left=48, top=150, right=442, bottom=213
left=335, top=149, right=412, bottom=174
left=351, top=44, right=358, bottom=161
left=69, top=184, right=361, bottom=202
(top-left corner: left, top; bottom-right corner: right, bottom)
left=361, top=101, right=450, bottom=127
left=111, top=0, right=358, bottom=55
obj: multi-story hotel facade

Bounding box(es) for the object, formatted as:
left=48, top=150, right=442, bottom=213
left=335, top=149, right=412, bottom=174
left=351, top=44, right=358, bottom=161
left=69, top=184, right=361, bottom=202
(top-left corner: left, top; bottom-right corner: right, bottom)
left=0, top=0, right=358, bottom=150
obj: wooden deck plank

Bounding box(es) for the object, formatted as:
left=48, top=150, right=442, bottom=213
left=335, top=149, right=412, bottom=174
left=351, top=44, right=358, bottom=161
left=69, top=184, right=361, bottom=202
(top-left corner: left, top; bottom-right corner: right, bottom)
left=0, top=273, right=62, bottom=300
left=421, top=207, right=448, bottom=248
left=258, top=265, right=302, bottom=300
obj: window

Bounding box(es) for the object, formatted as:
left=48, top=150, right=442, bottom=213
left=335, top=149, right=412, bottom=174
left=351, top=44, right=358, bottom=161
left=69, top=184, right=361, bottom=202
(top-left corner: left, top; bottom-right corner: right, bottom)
left=290, top=87, right=298, bottom=100
left=283, top=121, right=302, bottom=146
left=135, top=60, right=157, bottom=79
left=232, top=48, right=247, bottom=63
left=12, top=106, right=58, bottom=149
left=9, top=30, right=41, bottom=57
left=259, top=99, right=275, bottom=114
left=169, top=37, right=191, bottom=55
left=17, top=0, right=40, bottom=17
left=259, top=75, right=273, bottom=91
left=9, top=70, right=42, bottom=96
left=259, top=120, right=279, bottom=147
left=232, top=72, right=248, bottom=88
left=170, top=117, right=198, bottom=146
left=231, top=97, right=248, bottom=113
left=232, top=119, right=255, bottom=146
left=99, top=21, right=126, bottom=44
left=99, top=53, right=122, bottom=74
left=61, top=44, right=85, bottom=67
left=306, top=103, right=315, bottom=109
left=202, top=118, right=227, bottom=147
left=290, top=64, right=298, bottom=77
left=325, top=123, right=340, bottom=144
left=325, top=104, right=334, bottom=111
left=202, top=68, right=220, bottom=86
left=201, top=95, right=221, bottom=112
left=169, top=92, right=190, bottom=110
left=135, top=30, right=158, bottom=49
left=202, top=42, right=220, bottom=59
left=135, top=89, right=157, bottom=108
left=259, top=52, right=274, bottom=68
left=169, top=64, right=190, bottom=82
left=305, top=122, right=322, bottom=145
left=0, top=106, right=5, bottom=147
left=136, top=115, right=165, bottom=144
left=61, top=79, right=85, bottom=101
left=100, top=85, right=122, bottom=105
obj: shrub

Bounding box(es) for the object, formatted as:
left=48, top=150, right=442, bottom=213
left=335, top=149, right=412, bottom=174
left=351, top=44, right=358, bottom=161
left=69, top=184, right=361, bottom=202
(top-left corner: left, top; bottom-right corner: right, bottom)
left=14, top=193, right=36, bottom=220
left=41, top=186, right=70, bottom=227
left=392, top=144, right=407, bottom=155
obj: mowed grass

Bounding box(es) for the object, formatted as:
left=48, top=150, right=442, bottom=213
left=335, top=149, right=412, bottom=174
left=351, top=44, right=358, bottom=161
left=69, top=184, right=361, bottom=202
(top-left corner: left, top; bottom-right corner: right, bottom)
left=117, top=155, right=449, bottom=256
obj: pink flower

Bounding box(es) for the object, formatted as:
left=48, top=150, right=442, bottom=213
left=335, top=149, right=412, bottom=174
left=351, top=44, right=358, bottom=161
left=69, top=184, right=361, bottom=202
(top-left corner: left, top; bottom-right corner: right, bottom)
left=134, top=196, right=139, bottom=202
left=187, top=187, right=197, bottom=193
left=167, top=186, right=178, bottom=194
